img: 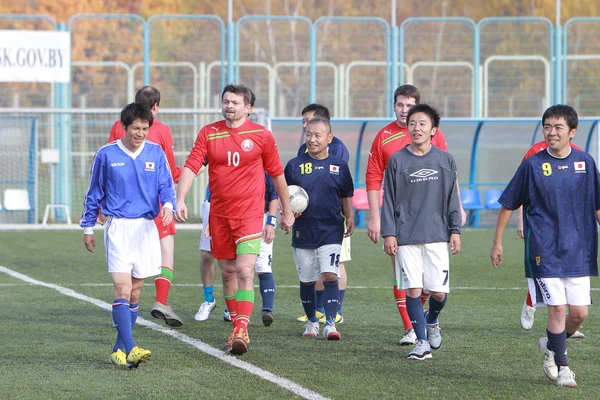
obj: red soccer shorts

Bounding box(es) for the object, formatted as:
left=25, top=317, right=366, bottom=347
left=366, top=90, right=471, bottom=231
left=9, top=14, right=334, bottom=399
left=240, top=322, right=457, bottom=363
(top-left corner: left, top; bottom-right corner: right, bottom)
left=154, top=213, right=176, bottom=239
left=208, top=214, right=263, bottom=259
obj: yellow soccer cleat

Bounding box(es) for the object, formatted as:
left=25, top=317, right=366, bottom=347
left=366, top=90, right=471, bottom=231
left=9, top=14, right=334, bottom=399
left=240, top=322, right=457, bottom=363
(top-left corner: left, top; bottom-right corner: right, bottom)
left=109, top=349, right=128, bottom=367
left=126, top=346, right=151, bottom=367
left=297, top=310, right=325, bottom=323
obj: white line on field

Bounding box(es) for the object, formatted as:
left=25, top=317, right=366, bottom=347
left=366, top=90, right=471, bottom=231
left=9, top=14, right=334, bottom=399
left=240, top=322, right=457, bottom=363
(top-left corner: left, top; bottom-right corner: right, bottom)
left=0, top=265, right=328, bottom=400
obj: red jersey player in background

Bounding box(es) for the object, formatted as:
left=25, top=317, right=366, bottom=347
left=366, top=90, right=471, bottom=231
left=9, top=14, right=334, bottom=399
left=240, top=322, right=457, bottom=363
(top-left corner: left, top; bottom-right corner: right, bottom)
left=365, top=84, right=466, bottom=346
left=517, top=139, right=584, bottom=339
left=105, top=86, right=183, bottom=327
left=175, top=84, right=294, bottom=355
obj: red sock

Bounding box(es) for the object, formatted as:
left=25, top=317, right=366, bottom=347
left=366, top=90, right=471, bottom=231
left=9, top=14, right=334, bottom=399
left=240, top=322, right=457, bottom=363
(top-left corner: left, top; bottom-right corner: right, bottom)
left=525, top=291, right=533, bottom=307
left=154, top=266, right=173, bottom=305
left=224, top=295, right=237, bottom=327
left=421, top=292, right=430, bottom=307
left=234, top=290, right=255, bottom=332
left=393, top=285, right=413, bottom=330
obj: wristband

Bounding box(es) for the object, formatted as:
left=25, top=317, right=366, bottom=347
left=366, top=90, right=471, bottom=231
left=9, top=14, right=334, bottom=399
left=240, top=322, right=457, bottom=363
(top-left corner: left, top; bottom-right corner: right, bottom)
left=266, top=215, right=277, bottom=227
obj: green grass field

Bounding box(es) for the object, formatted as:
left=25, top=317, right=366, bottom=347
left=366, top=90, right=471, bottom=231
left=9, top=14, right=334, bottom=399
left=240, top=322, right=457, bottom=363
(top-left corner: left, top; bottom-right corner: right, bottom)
left=0, top=228, right=598, bottom=399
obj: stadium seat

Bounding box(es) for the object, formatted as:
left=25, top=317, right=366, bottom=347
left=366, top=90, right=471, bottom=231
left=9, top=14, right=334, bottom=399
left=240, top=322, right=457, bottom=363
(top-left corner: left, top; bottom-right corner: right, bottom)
left=484, top=189, right=504, bottom=210
left=3, top=189, right=31, bottom=211
left=353, top=188, right=369, bottom=228
left=460, top=189, right=483, bottom=227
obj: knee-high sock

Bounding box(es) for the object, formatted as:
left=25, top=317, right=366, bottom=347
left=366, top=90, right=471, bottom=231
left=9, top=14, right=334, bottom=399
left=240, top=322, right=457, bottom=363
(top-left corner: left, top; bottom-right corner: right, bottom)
left=234, top=289, right=254, bottom=331
left=323, top=280, right=340, bottom=325
left=393, top=280, right=413, bottom=330
left=300, top=283, right=318, bottom=323
left=224, top=294, right=237, bottom=327
left=337, top=289, right=346, bottom=314
left=155, top=266, right=173, bottom=305
left=425, top=295, right=447, bottom=324
left=315, top=289, right=325, bottom=313
left=203, top=285, right=214, bottom=303
left=258, top=273, right=275, bottom=312
left=547, top=329, right=568, bottom=367
left=112, top=299, right=135, bottom=354
left=406, top=295, right=426, bottom=341
left=113, top=303, right=139, bottom=352
left=421, top=292, right=430, bottom=307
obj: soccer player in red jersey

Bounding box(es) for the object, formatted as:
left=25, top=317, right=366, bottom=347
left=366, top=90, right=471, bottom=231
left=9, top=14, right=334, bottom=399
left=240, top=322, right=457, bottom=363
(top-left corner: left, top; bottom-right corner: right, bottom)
left=104, top=86, right=183, bottom=327
left=175, top=84, right=294, bottom=355
left=517, top=140, right=584, bottom=340
left=365, top=84, right=466, bottom=346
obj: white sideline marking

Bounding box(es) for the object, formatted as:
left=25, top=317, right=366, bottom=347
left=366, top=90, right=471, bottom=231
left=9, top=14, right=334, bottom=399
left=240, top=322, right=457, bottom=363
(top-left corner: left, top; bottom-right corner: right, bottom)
left=0, top=265, right=328, bottom=400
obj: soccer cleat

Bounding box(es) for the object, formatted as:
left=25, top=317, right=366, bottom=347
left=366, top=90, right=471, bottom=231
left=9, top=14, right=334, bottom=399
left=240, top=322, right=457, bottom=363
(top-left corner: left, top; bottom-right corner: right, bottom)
left=230, top=327, right=250, bottom=355
left=569, top=330, right=585, bottom=339
left=222, top=329, right=235, bottom=352
left=538, top=337, right=558, bottom=381
left=323, top=323, right=341, bottom=340
left=303, top=321, right=320, bottom=337
left=151, top=302, right=183, bottom=327
left=399, top=329, right=417, bottom=346
left=297, top=310, right=325, bottom=323
left=126, top=346, right=151, bottom=367
left=520, top=301, right=536, bottom=330
left=223, top=309, right=232, bottom=322
left=425, top=318, right=442, bottom=350
left=407, top=339, right=432, bottom=360
left=556, top=366, right=577, bottom=388
left=194, top=300, right=216, bottom=321
left=261, top=310, right=275, bottom=327
left=335, top=313, right=344, bottom=324
left=109, top=349, right=128, bottom=367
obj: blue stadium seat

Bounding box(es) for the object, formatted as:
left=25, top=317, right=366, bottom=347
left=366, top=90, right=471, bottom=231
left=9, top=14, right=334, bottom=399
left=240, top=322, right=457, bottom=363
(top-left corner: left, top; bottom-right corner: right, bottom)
left=460, top=189, right=483, bottom=227
left=484, top=189, right=504, bottom=210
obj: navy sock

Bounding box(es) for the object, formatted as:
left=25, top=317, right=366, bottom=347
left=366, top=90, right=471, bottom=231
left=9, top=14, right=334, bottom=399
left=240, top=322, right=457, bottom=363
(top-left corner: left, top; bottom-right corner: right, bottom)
left=425, top=294, right=447, bottom=324
left=258, top=273, right=275, bottom=312
left=547, top=329, right=568, bottom=367
left=316, top=289, right=325, bottom=313
left=203, top=285, right=214, bottom=303
left=323, top=280, right=340, bottom=325
left=406, top=295, right=427, bottom=341
left=300, top=283, right=318, bottom=323
left=112, top=299, right=135, bottom=354
left=337, top=289, right=346, bottom=314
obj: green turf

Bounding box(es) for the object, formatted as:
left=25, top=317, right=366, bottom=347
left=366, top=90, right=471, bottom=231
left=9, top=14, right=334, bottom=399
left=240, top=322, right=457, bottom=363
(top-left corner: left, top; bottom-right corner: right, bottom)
left=0, top=229, right=597, bottom=399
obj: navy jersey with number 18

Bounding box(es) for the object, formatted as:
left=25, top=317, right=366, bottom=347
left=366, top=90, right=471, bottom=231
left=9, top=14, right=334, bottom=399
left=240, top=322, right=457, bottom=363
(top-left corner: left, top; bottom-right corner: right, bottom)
left=499, top=148, right=600, bottom=279
left=285, top=153, right=354, bottom=249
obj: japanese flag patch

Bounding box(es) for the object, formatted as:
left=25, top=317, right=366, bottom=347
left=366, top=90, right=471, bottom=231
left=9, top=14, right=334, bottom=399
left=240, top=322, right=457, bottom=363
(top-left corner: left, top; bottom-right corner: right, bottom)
left=329, top=165, right=340, bottom=175
left=574, top=161, right=586, bottom=172
left=145, top=161, right=155, bottom=171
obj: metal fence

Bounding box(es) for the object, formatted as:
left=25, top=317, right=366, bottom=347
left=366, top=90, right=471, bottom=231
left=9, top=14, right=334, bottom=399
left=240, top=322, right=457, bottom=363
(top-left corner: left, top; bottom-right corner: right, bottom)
left=2, top=14, right=600, bottom=118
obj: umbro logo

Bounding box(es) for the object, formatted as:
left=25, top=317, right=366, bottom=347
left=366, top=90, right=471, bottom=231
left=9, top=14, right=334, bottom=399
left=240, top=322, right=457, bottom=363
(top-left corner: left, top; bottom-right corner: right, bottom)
left=410, top=169, right=438, bottom=178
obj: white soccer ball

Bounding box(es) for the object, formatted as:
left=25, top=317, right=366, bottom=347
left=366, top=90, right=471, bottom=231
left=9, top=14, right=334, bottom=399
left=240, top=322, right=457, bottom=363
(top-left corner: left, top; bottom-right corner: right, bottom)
left=288, top=185, right=309, bottom=213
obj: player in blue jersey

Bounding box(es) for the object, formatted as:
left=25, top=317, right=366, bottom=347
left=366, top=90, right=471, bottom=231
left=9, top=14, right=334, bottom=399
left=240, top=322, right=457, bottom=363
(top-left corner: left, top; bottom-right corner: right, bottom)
left=490, top=105, right=599, bottom=388
left=80, top=102, right=176, bottom=368
left=285, top=117, right=354, bottom=340
left=381, top=104, right=461, bottom=360
left=296, top=104, right=349, bottom=324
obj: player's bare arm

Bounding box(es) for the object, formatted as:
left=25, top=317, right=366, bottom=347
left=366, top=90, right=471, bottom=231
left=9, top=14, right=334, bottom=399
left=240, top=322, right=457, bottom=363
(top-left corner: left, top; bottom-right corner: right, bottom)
left=84, top=233, right=96, bottom=253
left=160, top=204, right=174, bottom=226
left=383, top=236, right=397, bottom=256
left=366, top=189, right=381, bottom=243
left=455, top=180, right=467, bottom=226
left=449, top=233, right=461, bottom=255
left=517, top=206, right=524, bottom=239
left=272, top=174, right=294, bottom=234
left=175, top=166, right=205, bottom=222
left=341, top=197, right=354, bottom=237
left=596, top=209, right=600, bottom=225
left=490, top=206, right=513, bottom=268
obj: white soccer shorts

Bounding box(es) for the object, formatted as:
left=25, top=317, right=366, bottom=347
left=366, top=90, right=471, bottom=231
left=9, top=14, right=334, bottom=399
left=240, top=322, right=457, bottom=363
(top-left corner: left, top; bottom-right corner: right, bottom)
left=395, top=242, right=450, bottom=293
left=199, top=200, right=211, bottom=252
left=105, top=217, right=161, bottom=279
left=293, top=244, right=342, bottom=283
left=528, top=276, right=591, bottom=306
left=340, top=235, right=351, bottom=263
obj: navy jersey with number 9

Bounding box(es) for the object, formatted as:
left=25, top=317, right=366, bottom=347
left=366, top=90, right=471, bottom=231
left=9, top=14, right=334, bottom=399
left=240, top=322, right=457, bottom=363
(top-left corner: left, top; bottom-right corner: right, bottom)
left=284, top=153, right=354, bottom=249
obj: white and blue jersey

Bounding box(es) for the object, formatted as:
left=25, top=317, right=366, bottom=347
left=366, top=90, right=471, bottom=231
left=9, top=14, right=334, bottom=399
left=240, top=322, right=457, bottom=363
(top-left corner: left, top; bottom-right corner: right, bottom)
left=298, top=136, right=350, bottom=164
left=499, top=148, right=600, bottom=279
left=80, top=140, right=176, bottom=227
left=285, top=153, right=354, bottom=249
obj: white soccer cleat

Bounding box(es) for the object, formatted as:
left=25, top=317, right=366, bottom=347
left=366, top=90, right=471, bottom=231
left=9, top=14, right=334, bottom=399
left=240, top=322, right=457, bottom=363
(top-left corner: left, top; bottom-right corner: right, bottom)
left=538, top=337, right=558, bottom=381
left=399, top=329, right=417, bottom=346
left=407, top=339, right=432, bottom=360
left=556, top=366, right=577, bottom=388
left=426, top=322, right=442, bottom=350
left=520, top=301, right=536, bottom=330
left=569, top=330, right=585, bottom=339
left=323, top=323, right=341, bottom=340
left=302, top=320, right=319, bottom=337
left=194, top=300, right=216, bottom=321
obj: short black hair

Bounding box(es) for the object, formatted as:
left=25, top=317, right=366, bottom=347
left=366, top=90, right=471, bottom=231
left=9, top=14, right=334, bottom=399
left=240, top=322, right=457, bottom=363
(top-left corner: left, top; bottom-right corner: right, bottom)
left=135, top=86, right=161, bottom=109
left=406, top=103, right=440, bottom=128
left=305, top=117, right=332, bottom=133
left=301, top=103, right=330, bottom=120
left=221, top=84, right=253, bottom=106
left=121, top=102, right=153, bottom=129
left=393, top=84, right=420, bottom=105
left=542, top=104, right=578, bottom=130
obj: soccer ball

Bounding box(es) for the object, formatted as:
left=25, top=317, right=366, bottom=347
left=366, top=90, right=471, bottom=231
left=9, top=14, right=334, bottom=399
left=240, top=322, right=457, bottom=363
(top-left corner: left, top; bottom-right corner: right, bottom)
left=288, top=185, right=309, bottom=213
